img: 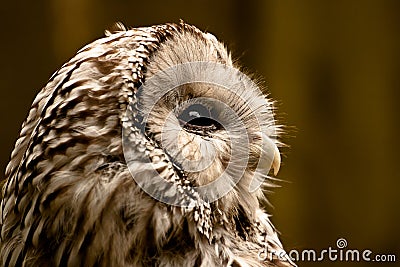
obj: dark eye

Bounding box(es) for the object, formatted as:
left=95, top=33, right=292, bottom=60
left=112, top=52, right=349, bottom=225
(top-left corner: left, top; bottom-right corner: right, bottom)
left=178, top=104, right=211, bottom=124
left=178, top=104, right=221, bottom=132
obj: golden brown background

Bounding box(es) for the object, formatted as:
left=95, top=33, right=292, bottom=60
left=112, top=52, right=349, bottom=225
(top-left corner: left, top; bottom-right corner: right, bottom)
left=1, top=1, right=399, bottom=266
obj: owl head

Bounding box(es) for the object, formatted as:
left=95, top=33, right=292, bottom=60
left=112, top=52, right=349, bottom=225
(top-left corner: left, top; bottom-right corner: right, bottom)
left=121, top=24, right=282, bottom=229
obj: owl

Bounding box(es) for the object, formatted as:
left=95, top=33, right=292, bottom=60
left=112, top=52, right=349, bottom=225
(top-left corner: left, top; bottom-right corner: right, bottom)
left=0, top=22, right=295, bottom=266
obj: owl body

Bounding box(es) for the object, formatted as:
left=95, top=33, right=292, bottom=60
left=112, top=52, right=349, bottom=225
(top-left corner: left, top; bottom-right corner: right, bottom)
left=1, top=22, right=294, bottom=266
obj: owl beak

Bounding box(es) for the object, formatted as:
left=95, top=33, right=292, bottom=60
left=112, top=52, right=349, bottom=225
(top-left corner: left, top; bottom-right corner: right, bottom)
left=259, top=133, right=281, bottom=176
left=248, top=136, right=282, bottom=192
left=272, top=145, right=281, bottom=176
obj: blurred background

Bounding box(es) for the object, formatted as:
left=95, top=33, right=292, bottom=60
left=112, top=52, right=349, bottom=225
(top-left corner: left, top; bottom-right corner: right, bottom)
left=1, top=1, right=399, bottom=266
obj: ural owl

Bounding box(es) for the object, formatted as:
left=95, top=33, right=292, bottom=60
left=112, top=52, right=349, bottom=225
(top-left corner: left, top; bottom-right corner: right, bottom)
left=0, top=22, right=295, bottom=267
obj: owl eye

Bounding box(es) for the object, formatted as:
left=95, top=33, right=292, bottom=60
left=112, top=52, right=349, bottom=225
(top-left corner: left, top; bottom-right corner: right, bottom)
left=178, top=103, right=221, bottom=132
